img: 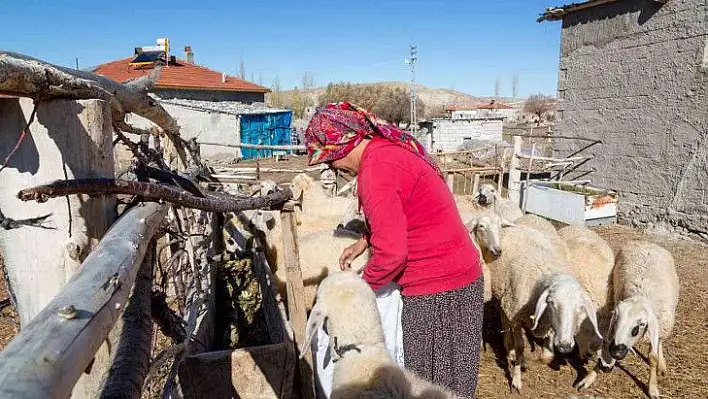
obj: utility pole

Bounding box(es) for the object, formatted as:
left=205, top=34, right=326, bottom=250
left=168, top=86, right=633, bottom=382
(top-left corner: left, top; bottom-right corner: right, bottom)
left=405, top=45, right=417, bottom=135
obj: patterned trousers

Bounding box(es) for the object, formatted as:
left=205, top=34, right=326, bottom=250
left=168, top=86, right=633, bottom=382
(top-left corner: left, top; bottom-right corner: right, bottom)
left=401, top=276, right=484, bottom=398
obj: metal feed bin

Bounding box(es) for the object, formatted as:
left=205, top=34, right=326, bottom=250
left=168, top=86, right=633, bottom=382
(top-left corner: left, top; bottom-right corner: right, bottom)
left=521, top=182, right=618, bottom=226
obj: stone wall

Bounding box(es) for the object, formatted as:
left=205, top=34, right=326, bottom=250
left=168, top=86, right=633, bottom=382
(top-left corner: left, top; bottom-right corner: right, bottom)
left=432, top=118, right=504, bottom=152
left=552, top=0, right=708, bottom=236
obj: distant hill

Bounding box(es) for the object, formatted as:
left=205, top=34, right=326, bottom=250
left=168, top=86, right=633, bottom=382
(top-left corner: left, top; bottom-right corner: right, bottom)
left=279, top=81, right=521, bottom=118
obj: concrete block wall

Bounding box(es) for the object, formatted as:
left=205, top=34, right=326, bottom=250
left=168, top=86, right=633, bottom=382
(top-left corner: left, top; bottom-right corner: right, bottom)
left=553, top=0, right=708, bottom=236
left=432, top=119, right=503, bottom=152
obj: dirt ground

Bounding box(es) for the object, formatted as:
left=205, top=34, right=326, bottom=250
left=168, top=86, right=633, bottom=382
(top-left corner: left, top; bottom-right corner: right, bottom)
left=1, top=153, right=706, bottom=398
left=477, top=225, right=708, bottom=399
left=0, top=253, right=20, bottom=352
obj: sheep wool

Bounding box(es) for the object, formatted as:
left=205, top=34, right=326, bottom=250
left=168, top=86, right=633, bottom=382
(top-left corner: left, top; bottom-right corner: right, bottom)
left=301, top=270, right=459, bottom=399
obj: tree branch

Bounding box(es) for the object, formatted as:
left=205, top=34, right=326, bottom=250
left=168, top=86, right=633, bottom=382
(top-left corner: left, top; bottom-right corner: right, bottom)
left=17, top=178, right=293, bottom=213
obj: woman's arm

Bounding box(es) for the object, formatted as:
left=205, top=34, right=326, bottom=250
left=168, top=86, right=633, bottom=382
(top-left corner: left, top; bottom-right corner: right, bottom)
left=358, top=164, right=408, bottom=290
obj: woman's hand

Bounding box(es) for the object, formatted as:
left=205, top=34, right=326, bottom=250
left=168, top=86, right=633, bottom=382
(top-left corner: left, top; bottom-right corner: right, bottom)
left=339, top=237, right=368, bottom=270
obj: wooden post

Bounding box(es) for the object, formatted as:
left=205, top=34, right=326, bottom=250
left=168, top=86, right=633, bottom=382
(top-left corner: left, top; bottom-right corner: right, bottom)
left=0, top=202, right=167, bottom=399
left=0, top=98, right=116, bottom=328
left=446, top=173, right=455, bottom=193
left=280, top=202, right=315, bottom=399
left=497, top=147, right=506, bottom=192
left=522, top=144, right=536, bottom=213
left=508, top=136, right=522, bottom=205
left=472, top=174, right=481, bottom=198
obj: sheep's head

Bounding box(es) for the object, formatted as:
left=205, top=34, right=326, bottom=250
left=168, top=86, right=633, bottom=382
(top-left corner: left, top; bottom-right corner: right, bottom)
left=290, top=173, right=315, bottom=201
left=531, top=274, right=602, bottom=355
left=239, top=209, right=277, bottom=233
left=606, top=297, right=659, bottom=361
left=465, top=211, right=513, bottom=257
left=319, top=168, right=336, bottom=182
left=476, top=183, right=498, bottom=206
left=299, top=271, right=384, bottom=359
left=259, top=180, right=278, bottom=196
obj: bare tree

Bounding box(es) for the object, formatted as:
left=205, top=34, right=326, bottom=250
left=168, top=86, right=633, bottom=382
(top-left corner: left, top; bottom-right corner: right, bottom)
left=301, top=72, right=315, bottom=111
left=258, top=71, right=263, bottom=85
left=494, top=78, right=500, bottom=99
left=523, top=93, right=556, bottom=124
left=238, top=60, right=245, bottom=80
left=512, top=72, right=519, bottom=101
left=268, top=76, right=284, bottom=107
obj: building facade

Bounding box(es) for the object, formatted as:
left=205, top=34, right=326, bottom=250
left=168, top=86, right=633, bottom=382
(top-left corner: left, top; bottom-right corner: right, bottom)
left=540, top=0, right=708, bottom=235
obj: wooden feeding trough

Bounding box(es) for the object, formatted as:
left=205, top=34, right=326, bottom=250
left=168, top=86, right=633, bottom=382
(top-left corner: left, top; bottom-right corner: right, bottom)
left=178, top=252, right=297, bottom=398
left=179, top=205, right=312, bottom=399
left=521, top=181, right=618, bottom=226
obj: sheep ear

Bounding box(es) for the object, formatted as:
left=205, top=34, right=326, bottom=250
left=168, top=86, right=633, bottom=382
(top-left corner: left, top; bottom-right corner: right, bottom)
left=581, top=293, right=603, bottom=340
left=644, top=304, right=660, bottom=358
left=464, top=216, right=479, bottom=232
left=300, top=303, right=326, bottom=359
left=532, top=288, right=550, bottom=330
left=501, top=218, right=515, bottom=228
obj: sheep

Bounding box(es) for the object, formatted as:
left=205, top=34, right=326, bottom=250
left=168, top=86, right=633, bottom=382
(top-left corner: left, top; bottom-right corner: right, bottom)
left=468, top=213, right=602, bottom=393
left=583, top=240, right=679, bottom=399
left=514, top=213, right=569, bottom=260
left=233, top=209, right=371, bottom=310
left=554, top=225, right=615, bottom=371
left=475, top=183, right=523, bottom=223
left=297, top=229, right=371, bottom=309
left=320, top=168, right=337, bottom=197
left=290, top=173, right=356, bottom=235
left=300, top=270, right=458, bottom=399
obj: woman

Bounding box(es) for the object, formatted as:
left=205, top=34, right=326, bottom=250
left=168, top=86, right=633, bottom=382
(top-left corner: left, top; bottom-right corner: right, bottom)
left=304, top=102, right=484, bottom=398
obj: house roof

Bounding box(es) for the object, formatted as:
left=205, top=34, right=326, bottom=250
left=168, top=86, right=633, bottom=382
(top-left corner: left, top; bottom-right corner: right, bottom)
left=445, top=101, right=513, bottom=111
left=94, top=57, right=270, bottom=93
left=537, top=0, right=630, bottom=22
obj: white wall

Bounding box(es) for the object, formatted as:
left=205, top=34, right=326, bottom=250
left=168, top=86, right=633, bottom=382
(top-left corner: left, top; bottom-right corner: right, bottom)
left=128, top=103, right=241, bottom=160
left=431, top=118, right=503, bottom=152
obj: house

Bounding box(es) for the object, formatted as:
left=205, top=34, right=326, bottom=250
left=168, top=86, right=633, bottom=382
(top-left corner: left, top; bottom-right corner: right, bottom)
left=94, top=40, right=270, bottom=103
left=445, top=100, right=516, bottom=120
left=429, top=113, right=505, bottom=153
left=538, top=0, right=708, bottom=235
left=100, top=39, right=291, bottom=163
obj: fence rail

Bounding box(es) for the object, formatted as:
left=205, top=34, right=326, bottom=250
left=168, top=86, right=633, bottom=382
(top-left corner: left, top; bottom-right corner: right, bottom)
left=0, top=202, right=167, bottom=399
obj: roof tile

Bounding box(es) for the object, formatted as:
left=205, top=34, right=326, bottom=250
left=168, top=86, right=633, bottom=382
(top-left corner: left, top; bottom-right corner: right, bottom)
left=94, top=57, right=270, bottom=93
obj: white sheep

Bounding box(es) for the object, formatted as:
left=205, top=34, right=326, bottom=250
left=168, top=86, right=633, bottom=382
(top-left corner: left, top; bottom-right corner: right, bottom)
left=233, top=209, right=371, bottom=310
left=475, top=183, right=523, bottom=223
left=320, top=168, right=337, bottom=197
left=552, top=224, right=615, bottom=381
left=290, top=173, right=356, bottom=235
left=300, top=270, right=458, bottom=399
left=468, top=214, right=601, bottom=393
left=514, top=213, right=569, bottom=260
left=582, top=240, right=679, bottom=399
left=297, top=229, right=371, bottom=309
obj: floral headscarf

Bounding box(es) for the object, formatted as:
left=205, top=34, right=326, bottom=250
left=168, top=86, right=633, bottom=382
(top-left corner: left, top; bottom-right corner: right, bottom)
left=304, top=102, right=443, bottom=179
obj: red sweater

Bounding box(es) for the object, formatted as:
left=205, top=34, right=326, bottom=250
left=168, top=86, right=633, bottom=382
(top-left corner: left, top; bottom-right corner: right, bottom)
left=358, top=138, right=482, bottom=296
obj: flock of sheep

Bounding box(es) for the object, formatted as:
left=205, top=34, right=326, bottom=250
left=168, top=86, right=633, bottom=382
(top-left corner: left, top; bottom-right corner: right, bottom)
left=231, top=173, right=680, bottom=399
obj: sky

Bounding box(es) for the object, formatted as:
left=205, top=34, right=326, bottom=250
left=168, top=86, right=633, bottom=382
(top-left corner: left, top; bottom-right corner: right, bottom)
left=1, top=0, right=563, bottom=98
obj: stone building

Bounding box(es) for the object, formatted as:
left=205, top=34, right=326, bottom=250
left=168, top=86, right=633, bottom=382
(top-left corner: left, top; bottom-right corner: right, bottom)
left=539, top=0, right=708, bottom=236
